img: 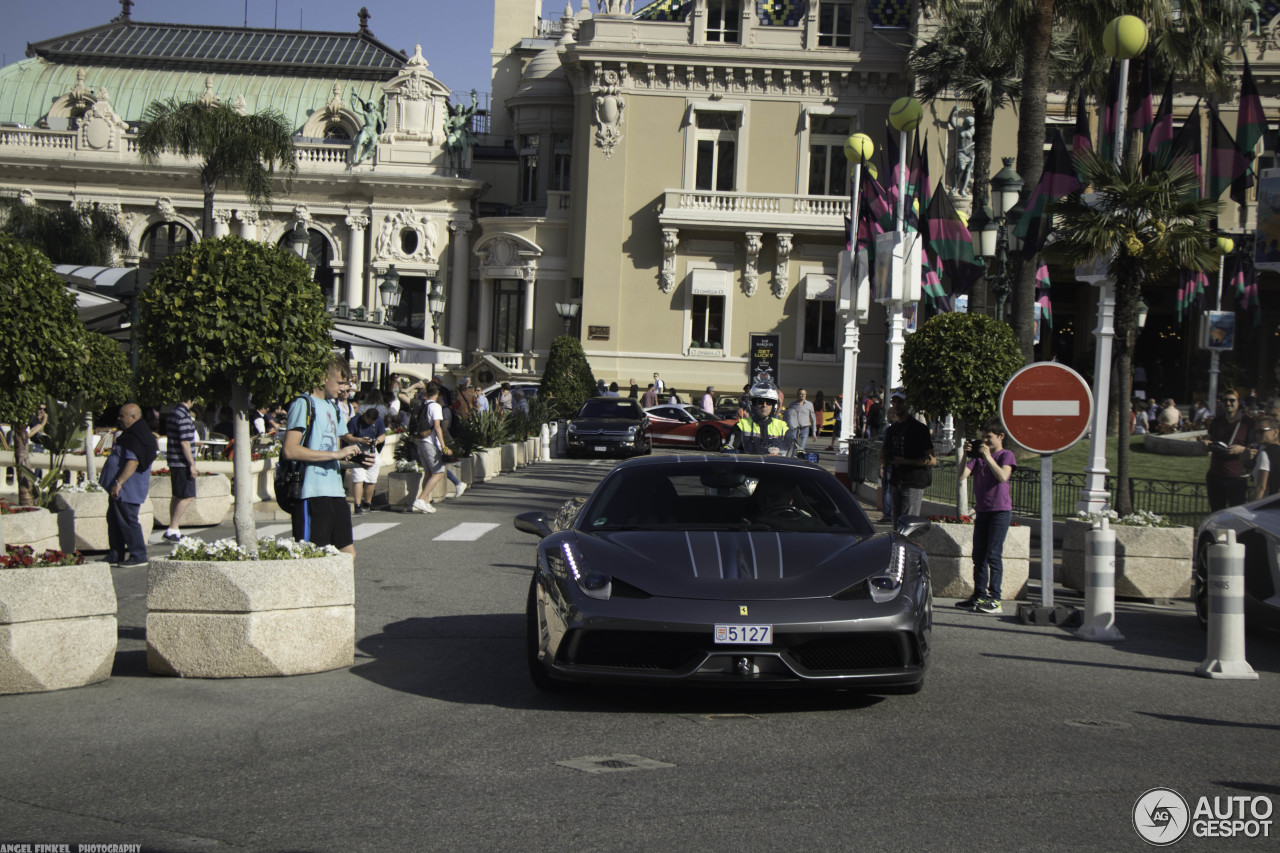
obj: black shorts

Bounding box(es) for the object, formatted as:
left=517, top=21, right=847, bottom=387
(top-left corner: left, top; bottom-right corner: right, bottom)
left=291, top=496, right=354, bottom=550
left=170, top=467, right=197, bottom=499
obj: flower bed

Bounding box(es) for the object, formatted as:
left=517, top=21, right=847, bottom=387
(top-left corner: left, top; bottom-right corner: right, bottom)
left=0, top=505, right=58, bottom=552
left=146, top=537, right=355, bottom=678
left=1062, top=513, right=1193, bottom=600
left=1, top=546, right=116, bottom=694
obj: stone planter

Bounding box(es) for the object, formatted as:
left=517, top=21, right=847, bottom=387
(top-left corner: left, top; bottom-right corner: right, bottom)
left=919, top=522, right=1031, bottom=601
left=254, top=457, right=277, bottom=502
left=53, top=491, right=155, bottom=553
left=149, top=473, right=231, bottom=528
left=501, top=443, right=519, bottom=473
left=1062, top=521, right=1193, bottom=599
left=455, top=456, right=474, bottom=488
left=0, top=507, right=59, bottom=552
left=0, top=563, right=117, bottom=694
left=528, top=437, right=540, bottom=463
left=474, top=448, right=502, bottom=482
left=146, top=553, right=355, bottom=678
left=388, top=470, right=422, bottom=508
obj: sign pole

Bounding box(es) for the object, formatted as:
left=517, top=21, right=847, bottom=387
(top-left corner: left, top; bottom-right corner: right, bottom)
left=1040, top=453, right=1054, bottom=608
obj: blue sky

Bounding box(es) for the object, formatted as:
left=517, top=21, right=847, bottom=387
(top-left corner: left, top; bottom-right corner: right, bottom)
left=4, top=1, right=569, bottom=104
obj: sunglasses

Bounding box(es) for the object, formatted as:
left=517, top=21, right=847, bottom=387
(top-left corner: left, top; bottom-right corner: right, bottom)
left=1224, top=398, right=1239, bottom=404
left=751, top=398, right=773, bottom=406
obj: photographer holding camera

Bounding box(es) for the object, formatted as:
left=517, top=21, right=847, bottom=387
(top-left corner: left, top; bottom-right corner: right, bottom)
left=956, top=419, right=1016, bottom=614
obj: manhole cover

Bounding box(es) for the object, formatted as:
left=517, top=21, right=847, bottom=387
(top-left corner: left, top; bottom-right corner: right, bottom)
left=556, top=754, right=676, bottom=774
left=681, top=713, right=760, bottom=725
left=1064, top=718, right=1132, bottom=729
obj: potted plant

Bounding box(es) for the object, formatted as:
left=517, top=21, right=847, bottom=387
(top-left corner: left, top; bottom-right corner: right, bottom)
left=146, top=536, right=354, bottom=678
left=0, top=498, right=59, bottom=552
left=1062, top=510, right=1193, bottom=600
left=919, top=515, right=1032, bottom=601
left=1, top=545, right=116, bottom=694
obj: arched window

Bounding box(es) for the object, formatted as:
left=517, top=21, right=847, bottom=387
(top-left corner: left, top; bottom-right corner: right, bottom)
left=323, top=122, right=352, bottom=141
left=139, top=222, right=195, bottom=269
left=276, top=228, right=337, bottom=304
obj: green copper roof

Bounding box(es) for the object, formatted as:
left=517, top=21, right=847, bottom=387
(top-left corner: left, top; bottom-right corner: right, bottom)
left=0, top=57, right=387, bottom=131
left=27, top=18, right=406, bottom=79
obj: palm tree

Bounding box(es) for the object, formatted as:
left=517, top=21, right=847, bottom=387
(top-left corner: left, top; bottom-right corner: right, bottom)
left=136, top=99, right=298, bottom=239
left=0, top=198, right=128, bottom=265
left=1047, top=151, right=1218, bottom=514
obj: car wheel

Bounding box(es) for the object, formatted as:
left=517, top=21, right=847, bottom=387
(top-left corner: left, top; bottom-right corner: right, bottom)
left=1193, top=536, right=1211, bottom=631
left=526, top=577, right=569, bottom=693
left=696, top=426, right=722, bottom=452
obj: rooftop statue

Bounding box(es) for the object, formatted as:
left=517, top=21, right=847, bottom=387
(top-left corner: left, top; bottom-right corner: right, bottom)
left=351, top=89, right=386, bottom=165
left=444, top=90, right=479, bottom=172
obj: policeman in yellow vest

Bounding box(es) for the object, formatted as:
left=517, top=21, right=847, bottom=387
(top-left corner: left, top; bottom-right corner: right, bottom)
left=733, top=382, right=791, bottom=455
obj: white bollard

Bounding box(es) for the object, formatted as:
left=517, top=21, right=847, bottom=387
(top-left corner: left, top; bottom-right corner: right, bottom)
left=1076, top=517, right=1125, bottom=641
left=539, top=423, right=552, bottom=462
left=1195, top=529, right=1258, bottom=680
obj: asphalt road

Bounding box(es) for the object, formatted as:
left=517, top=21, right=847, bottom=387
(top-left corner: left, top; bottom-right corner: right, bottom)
left=2, top=453, right=1279, bottom=852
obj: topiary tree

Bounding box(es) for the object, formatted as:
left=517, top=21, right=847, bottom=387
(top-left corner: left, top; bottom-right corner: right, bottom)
left=63, top=332, right=134, bottom=480
left=539, top=335, right=597, bottom=416
left=0, top=236, right=87, bottom=505
left=902, top=312, right=1024, bottom=513
left=136, top=236, right=333, bottom=549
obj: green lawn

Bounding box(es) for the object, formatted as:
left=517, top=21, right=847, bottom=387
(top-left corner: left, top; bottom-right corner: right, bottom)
left=1012, top=434, right=1209, bottom=484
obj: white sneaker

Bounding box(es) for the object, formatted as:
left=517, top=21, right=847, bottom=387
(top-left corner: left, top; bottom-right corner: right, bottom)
left=411, top=499, right=435, bottom=514
left=453, top=482, right=467, bottom=499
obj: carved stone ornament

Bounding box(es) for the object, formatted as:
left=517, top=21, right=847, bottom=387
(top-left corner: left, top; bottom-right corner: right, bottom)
left=17, top=189, right=35, bottom=206
left=156, top=198, right=177, bottom=222
left=773, top=233, right=792, bottom=299
left=235, top=209, right=259, bottom=224
left=743, top=231, right=762, bottom=297
left=198, top=76, right=219, bottom=107
left=233, top=94, right=248, bottom=115
left=68, top=69, right=92, bottom=106
left=293, top=204, right=313, bottom=226
left=593, top=69, right=626, bottom=159
left=449, top=220, right=474, bottom=237
left=375, top=209, right=440, bottom=263
left=380, top=44, right=449, bottom=144
left=78, top=90, right=128, bottom=150
left=660, top=228, right=679, bottom=293
left=212, top=209, right=234, bottom=226
left=345, top=213, right=370, bottom=231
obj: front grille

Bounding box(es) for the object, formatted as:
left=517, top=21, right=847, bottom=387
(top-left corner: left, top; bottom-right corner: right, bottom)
left=560, top=630, right=701, bottom=670
left=785, top=633, right=913, bottom=672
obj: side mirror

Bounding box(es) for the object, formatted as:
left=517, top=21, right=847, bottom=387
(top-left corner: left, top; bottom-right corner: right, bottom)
left=514, top=511, right=553, bottom=539
left=895, top=515, right=931, bottom=540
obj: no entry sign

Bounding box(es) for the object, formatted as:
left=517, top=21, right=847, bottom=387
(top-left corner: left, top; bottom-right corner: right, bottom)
left=999, top=363, right=1093, bottom=454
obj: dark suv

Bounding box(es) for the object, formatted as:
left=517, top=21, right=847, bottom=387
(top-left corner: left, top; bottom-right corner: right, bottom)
left=565, top=398, right=651, bottom=457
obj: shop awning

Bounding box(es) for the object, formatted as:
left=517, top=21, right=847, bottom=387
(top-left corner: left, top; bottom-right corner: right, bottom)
left=333, top=322, right=462, bottom=365
left=331, top=326, right=392, bottom=364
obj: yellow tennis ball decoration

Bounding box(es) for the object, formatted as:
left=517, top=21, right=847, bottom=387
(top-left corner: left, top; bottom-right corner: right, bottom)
left=1103, top=15, right=1148, bottom=60
left=844, top=133, right=875, bottom=165
left=957, top=210, right=970, bottom=227
left=1216, top=236, right=1235, bottom=255
left=888, top=97, right=923, bottom=133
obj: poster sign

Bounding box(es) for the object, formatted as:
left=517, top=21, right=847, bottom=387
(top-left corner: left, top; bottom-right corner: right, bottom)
left=749, top=333, right=779, bottom=388
left=1256, top=168, right=1280, bottom=271
left=1199, top=311, right=1235, bottom=351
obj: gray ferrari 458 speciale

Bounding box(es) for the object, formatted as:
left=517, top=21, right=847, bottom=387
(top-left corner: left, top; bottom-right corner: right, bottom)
left=514, top=455, right=933, bottom=694
left=1194, top=493, right=1280, bottom=632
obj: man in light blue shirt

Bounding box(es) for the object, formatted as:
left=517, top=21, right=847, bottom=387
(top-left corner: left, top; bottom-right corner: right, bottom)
left=283, top=357, right=364, bottom=554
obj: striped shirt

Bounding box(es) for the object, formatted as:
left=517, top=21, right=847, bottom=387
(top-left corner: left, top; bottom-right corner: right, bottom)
left=164, top=404, right=196, bottom=468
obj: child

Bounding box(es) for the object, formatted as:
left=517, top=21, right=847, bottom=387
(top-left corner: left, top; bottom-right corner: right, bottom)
left=956, top=419, right=1016, bottom=614
left=1252, top=417, right=1280, bottom=501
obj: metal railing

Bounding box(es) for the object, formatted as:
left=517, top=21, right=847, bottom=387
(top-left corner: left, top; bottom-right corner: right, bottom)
left=846, top=440, right=1211, bottom=526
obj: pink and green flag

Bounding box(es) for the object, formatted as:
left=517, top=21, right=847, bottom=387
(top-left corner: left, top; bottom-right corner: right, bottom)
left=1208, top=105, right=1248, bottom=201
left=923, top=177, right=981, bottom=295
left=1144, top=76, right=1175, bottom=173
left=1035, top=259, right=1052, bottom=329
left=1232, top=57, right=1267, bottom=206
left=1015, top=129, right=1081, bottom=258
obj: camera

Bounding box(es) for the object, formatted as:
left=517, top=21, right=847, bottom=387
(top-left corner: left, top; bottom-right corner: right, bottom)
left=965, top=438, right=986, bottom=455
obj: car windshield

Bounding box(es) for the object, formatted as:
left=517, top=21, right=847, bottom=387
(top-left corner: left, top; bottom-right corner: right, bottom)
left=577, top=399, right=643, bottom=420
left=579, top=462, right=873, bottom=534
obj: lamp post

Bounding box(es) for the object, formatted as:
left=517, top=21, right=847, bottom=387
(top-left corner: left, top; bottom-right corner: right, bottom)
left=554, top=301, right=580, bottom=336
left=971, top=158, right=1023, bottom=323
left=839, top=132, right=874, bottom=454
left=881, top=97, right=923, bottom=395
left=1206, top=235, right=1234, bottom=410
left=377, top=265, right=402, bottom=327
left=1078, top=13, right=1148, bottom=515
left=427, top=280, right=446, bottom=343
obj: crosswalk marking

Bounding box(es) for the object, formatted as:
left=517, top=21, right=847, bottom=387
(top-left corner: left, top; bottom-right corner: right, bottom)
left=256, top=523, right=293, bottom=540
left=353, top=522, right=399, bottom=540
left=433, top=522, right=500, bottom=541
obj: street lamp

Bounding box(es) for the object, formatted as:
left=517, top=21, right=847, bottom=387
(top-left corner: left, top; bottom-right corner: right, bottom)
left=838, top=132, right=874, bottom=455
left=1078, top=13, right=1149, bottom=516
left=880, top=97, right=923, bottom=395
left=377, top=265, right=402, bottom=326
left=974, top=158, right=1023, bottom=322
left=1137, top=296, right=1149, bottom=330
left=427, top=280, right=446, bottom=342
left=1206, top=235, right=1235, bottom=409
left=554, top=301, right=580, bottom=335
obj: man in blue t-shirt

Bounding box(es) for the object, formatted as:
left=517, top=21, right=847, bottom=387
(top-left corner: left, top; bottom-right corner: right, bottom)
left=283, top=357, right=364, bottom=554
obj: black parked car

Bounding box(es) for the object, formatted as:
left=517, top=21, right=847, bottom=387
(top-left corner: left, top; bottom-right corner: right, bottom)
left=564, top=397, right=651, bottom=458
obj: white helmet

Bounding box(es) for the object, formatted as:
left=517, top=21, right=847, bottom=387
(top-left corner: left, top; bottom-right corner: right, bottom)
left=748, top=381, right=780, bottom=406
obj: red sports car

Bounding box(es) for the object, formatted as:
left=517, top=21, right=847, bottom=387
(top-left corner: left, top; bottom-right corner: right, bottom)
left=644, top=404, right=738, bottom=452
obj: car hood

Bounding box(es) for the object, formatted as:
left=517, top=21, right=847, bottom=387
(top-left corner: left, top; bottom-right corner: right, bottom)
left=562, top=529, right=892, bottom=600
left=570, top=417, right=642, bottom=431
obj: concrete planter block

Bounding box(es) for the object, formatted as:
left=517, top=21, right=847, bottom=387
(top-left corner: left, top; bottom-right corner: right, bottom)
left=474, top=448, right=502, bottom=482
left=388, top=471, right=423, bottom=507
left=146, top=553, right=355, bottom=678
left=501, top=443, right=519, bottom=472
left=149, top=473, right=231, bottom=528
left=526, top=437, right=539, bottom=464
left=1, top=507, right=58, bottom=553
left=254, top=458, right=277, bottom=502
left=1061, top=521, right=1193, bottom=599
left=919, top=522, right=1031, bottom=600
left=0, top=563, right=117, bottom=694
left=53, top=491, right=154, bottom=552
left=456, top=457, right=474, bottom=487
left=378, top=433, right=402, bottom=466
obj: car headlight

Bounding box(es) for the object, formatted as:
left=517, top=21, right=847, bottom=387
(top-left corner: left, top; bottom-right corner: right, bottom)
left=868, top=543, right=907, bottom=603
left=547, top=540, right=611, bottom=600
left=567, top=423, right=578, bottom=433
left=627, top=425, right=638, bottom=436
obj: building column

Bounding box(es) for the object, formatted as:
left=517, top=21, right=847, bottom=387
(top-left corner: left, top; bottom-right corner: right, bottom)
left=345, top=212, right=369, bottom=311
left=235, top=209, right=258, bottom=241
left=448, top=221, right=473, bottom=351
left=212, top=209, right=233, bottom=238
left=521, top=273, right=537, bottom=353
left=476, top=277, right=493, bottom=352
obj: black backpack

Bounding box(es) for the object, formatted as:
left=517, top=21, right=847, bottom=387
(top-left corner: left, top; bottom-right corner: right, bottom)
left=274, top=396, right=315, bottom=514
